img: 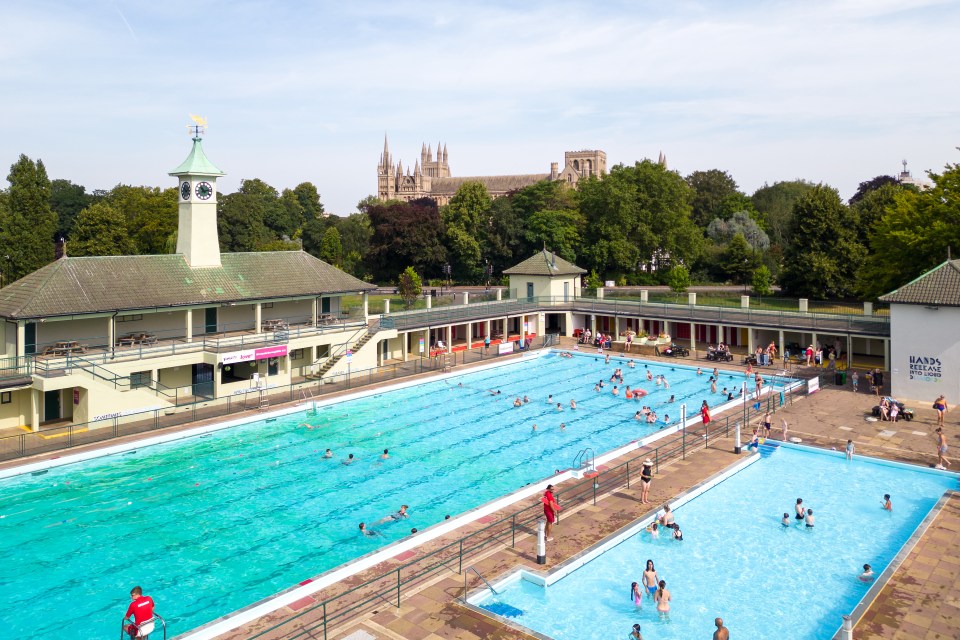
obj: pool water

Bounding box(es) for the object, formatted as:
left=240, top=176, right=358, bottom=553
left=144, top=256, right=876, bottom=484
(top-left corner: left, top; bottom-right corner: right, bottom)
left=476, top=446, right=956, bottom=640
left=0, top=352, right=741, bottom=639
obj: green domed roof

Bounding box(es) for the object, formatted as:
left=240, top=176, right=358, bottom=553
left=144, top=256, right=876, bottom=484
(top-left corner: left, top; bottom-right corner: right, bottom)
left=169, top=137, right=225, bottom=177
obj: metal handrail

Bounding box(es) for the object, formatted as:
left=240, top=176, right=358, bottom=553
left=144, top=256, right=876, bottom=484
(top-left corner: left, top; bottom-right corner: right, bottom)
left=462, top=566, right=498, bottom=603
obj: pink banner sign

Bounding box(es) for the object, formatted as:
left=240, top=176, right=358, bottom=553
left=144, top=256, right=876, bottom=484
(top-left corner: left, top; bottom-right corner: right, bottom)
left=254, top=345, right=288, bottom=360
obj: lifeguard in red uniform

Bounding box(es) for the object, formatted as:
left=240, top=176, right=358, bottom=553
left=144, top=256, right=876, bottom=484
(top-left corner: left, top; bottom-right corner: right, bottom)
left=124, top=586, right=155, bottom=639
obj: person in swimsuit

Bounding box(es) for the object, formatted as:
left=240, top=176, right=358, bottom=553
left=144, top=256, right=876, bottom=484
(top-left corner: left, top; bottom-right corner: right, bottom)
left=542, top=485, right=560, bottom=541
left=882, top=494, right=892, bottom=511
left=642, top=560, right=659, bottom=599
left=859, top=564, right=875, bottom=582
left=805, top=508, right=815, bottom=527
left=654, top=580, right=671, bottom=619
left=934, top=395, right=948, bottom=426
left=710, top=377, right=717, bottom=394
left=630, top=582, right=643, bottom=607
left=640, top=459, right=653, bottom=504
left=658, top=504, right=675, bottom=527
left=762, top=412, right=772, bottom=438
left=323, top=449, right=333, bottom=458
left=782, top=512, right=791, bottom=527
left=629, top=622, right=644, bottom=639
left=713, top=618, right=730, bottom=640
left=935, top=427, right=951, bottom=470
left=846, top=440, right=855, bottom=461
left=672, top=524, right=683, bottom=540
left=795, top=498, right=805, bottom=520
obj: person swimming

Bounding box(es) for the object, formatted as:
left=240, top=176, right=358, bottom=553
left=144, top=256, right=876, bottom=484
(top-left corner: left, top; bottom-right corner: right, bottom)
left=342, top=453, right=356, bottom=465
left=859, top=564, right=875, bottom=582
left=630, top=581, right=643, bottom=607
left=358, top=522, right=381, bottom=536
left=323, top=449, right=333, bottom=458
left=805, top=508, right=815, bottom=527
left=570, top=399, right=577, bottom=409
left=782, top=512, right=791, bottom=527
left=882, top=494, right=892, bottom=511
left=795, top=498, right=805, bottom=520
left=672, top=524, right=683, bottom=540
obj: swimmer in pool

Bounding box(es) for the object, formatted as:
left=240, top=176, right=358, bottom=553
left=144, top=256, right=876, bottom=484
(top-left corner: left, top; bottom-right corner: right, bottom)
left=882, top=494, right=892, bottom=511
left=630, top=582, right=643, bottom=607
left=642, top=560, right=659, bottom=599
left=612, top=386, right=619, bottom=396
left=513, top=397, right=522, bottom=407
left=570, top=399, right=577, bottom=410
left=646, top=522, right=659, bottom=538
left=672, top=524, right=683, bottom=540
left=323, top=449, right=333, bottom=458
left=805, top=508, right=815, bottom=527
left=782, top=513, right=791, bottom=527
left=696, top=367, right=703, bottom=376
left=711, top=378, right=717, bottom=394
left=523, top=396, right=529, bottom=403
left=646, top=370, right=654, bottom=381
left=654, top=580, right=671, bottom=619
left=556, top=403, right=563, bottom=411
left=795, top=498, right=805, bottom=520
left=635, top=411, right=643, bottom=421
left=342, top=453, right=356, bottom=465
left=859, top=564, right=874, bottom=582
left=358, top=522, right=381, bottom=536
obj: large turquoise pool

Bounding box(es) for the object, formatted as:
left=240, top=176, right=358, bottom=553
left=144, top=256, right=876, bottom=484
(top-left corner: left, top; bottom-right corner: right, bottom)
left=474, top=446, right=956, bottom=640
left=0, top=352, right=741, bottom=638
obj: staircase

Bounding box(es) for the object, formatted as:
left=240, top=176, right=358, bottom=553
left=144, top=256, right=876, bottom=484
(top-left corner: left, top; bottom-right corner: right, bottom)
left=313, top=321, right=382, bottom=379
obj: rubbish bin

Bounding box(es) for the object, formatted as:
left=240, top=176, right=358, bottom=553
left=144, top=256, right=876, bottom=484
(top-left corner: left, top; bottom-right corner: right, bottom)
left=835, top=371, right=846, bottom=386
left=431, top=289, right=437, bottom=297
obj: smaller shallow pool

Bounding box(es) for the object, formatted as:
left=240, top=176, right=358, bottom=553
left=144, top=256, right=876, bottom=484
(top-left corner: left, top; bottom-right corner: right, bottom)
left=472, top=445, right=955, bottom=640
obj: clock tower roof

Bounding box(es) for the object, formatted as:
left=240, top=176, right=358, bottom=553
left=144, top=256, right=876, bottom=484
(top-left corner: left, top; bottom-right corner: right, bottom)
left=169, top=137, right=225, bottom=177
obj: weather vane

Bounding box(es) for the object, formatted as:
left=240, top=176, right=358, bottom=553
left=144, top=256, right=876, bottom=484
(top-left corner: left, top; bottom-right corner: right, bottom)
left=186, top=114, right=207, bottom=139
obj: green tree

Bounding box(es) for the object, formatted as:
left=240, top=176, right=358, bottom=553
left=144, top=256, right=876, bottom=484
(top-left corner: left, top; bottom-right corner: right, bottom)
left=49, top=179, right=93, bottom=238
left=366, top=198, right=446, bottom=281
left=720, top=232, right=761, bottom=284
left=217, top=185, right=271, bottom=252
left=849, top=175, right=898, bottom=206
left=667, top=264, right=690, bottom=293
left=318, top=226, right=343, bottom=266
left=778, top=185, right=865, bottom=298
left=524, top=208, right=583, bottom=263
left=752, top=264, right=773, bottom=296
left=293, top=182, right=324, bottom=221
left=442, top=182, right=492, bottom=282
left=686, top=169, right=740, bottom=228
left=857, top=163, right=960, bottom=299
left=70, top=201, right=135, bottom=256
left=850, top=182, right=901, bottom=241
left=578, top=161, right=701, bottom=278
left=107, top=184, right=177, bottom=254
left=397, top=266, right=422, bottom=309
left=751, top=180, right=817, bottom=249
left=706, top=211, right=770, bottom=251
left=2, top=154, right=57, bottom=281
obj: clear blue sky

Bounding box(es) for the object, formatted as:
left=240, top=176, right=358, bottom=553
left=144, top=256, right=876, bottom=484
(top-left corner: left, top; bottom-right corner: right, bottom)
left=2, top=0, right=957, bottom=214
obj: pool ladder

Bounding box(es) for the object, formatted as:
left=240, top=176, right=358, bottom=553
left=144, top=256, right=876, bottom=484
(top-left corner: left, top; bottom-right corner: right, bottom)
left=462, top=566, right=498, bottom=603
left=572, top=447, right=596, bottom=474
left=118, top=613, right=166, bottom=640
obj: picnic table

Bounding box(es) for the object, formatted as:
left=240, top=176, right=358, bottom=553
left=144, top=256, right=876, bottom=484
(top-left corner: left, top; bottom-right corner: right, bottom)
left=43, top=340, right=87, bottom=356
left=262, top=319, right=289, bottom=331
left=117, top=333, right=157, bottom=347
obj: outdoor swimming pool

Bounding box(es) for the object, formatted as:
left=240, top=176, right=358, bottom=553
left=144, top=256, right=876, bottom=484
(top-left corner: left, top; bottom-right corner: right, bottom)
left=472, top=445, right=956, bottom=640
left=0, top=351, right=745, bottom=638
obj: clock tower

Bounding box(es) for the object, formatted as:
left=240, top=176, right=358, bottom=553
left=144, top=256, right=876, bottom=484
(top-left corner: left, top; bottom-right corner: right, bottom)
left=169, top=118, right=225, bottom=268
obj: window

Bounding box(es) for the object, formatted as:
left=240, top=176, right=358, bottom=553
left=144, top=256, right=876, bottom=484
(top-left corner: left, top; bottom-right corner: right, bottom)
left=262, top=303, right=274, bottom=309
left=290, top=349, right=304, bottom=360
left=317, top=344, right=330, bottom=359
left=116, top=314, right=143, bottom=323
left=221, top=360, right=257, bottom=384
left=0, top=392, right=10, bottom=404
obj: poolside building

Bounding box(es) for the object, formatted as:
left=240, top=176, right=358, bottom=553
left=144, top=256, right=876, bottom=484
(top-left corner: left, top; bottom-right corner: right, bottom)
left=881, top=259, right=960, bottom=401
left=0, top=132, right=386, bottom=431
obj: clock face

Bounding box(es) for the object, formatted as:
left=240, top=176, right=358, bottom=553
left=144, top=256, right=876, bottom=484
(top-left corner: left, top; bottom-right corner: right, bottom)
left=180, top=181, right=191, bottom=200
left=195, top=181, right=214, bottom=200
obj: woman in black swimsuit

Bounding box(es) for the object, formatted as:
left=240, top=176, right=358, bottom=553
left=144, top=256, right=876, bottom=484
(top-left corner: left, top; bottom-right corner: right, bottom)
left=640, top=459, right=653, bottom=504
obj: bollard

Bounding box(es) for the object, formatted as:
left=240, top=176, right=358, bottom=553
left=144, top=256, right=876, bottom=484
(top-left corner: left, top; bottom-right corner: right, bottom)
left=840, top=614, right=853, bottom=640
left=537, top=519, right=547, bottom=564
left=734, top=421, right=742, bottom=454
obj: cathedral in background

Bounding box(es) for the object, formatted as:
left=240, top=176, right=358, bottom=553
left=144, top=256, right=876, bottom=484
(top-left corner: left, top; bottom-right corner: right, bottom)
left=376, top=137, right=607, bottom=205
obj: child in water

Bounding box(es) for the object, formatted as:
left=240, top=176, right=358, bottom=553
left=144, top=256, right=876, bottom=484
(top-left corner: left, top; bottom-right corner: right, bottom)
left=630, top=582, right=643, bottom=607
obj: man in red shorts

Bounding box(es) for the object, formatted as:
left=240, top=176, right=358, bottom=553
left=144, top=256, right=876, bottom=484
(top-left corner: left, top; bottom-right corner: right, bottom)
left=124, top=586, right=155, bottom=639
left=542, top=484, right=560, bottom=541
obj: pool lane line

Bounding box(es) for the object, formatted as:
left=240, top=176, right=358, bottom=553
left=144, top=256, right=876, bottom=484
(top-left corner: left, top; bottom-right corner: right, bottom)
left=833, top=489, right=960, bottom=640
left=0, top=351, right=553, bottom=481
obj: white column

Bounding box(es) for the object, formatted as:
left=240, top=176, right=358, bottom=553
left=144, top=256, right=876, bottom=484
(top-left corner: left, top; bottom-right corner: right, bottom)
left=496, top=288, right=502, bottom=301
left=107, top=316, right=115, bottom=351
left=590, top=314, right=596, bottom=335
left=186, top=309, right=193, bottom=343
left=597, top=287, right=604, bottom=300
left=16, top=321, right=25, bottom=358
left=422, top=329, right=429, bottom=356
left=29, top=389, right=40, bottom=432
left=640, top=290, right=648, bottom=303
left=426, top=295, right=432, bottom=309
left=467, top=321, right=473, bottom=347
left=689, top=322, right=696, bottom=350
left=504, top=316, right=510, bottom=340
left=716, top=324, right=723, bottom=346
left=863, top=302, right=873, bottom=316
left=847, top=334, right=853, bottom=369
left=402, top=333, right=409, bottom=362
left=446, top=325, right=452, bottom=354
left=485, top=320, right=492, bottom=342
left=740, top=295, right=750, bottom=309
left=463, top=292, right=469, bottom=305
left=312, top=298, right=318, bottom=325
left=747, top=327, right=754, bottom=353
left=798, top=298, right=809, bottom=314
left=384, top=299, right=390, bottom=314
left=812, top=332, right=818, bottom=351
left=255, top=303, right=262, bottom=334
left=688, top=292, right=697, bottom=305
left=362, top=292, right=369, bottom=318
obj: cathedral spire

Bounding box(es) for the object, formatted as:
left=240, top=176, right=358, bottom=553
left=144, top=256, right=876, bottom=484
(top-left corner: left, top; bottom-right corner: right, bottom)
left=443, top=143, right=448, bottom=163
